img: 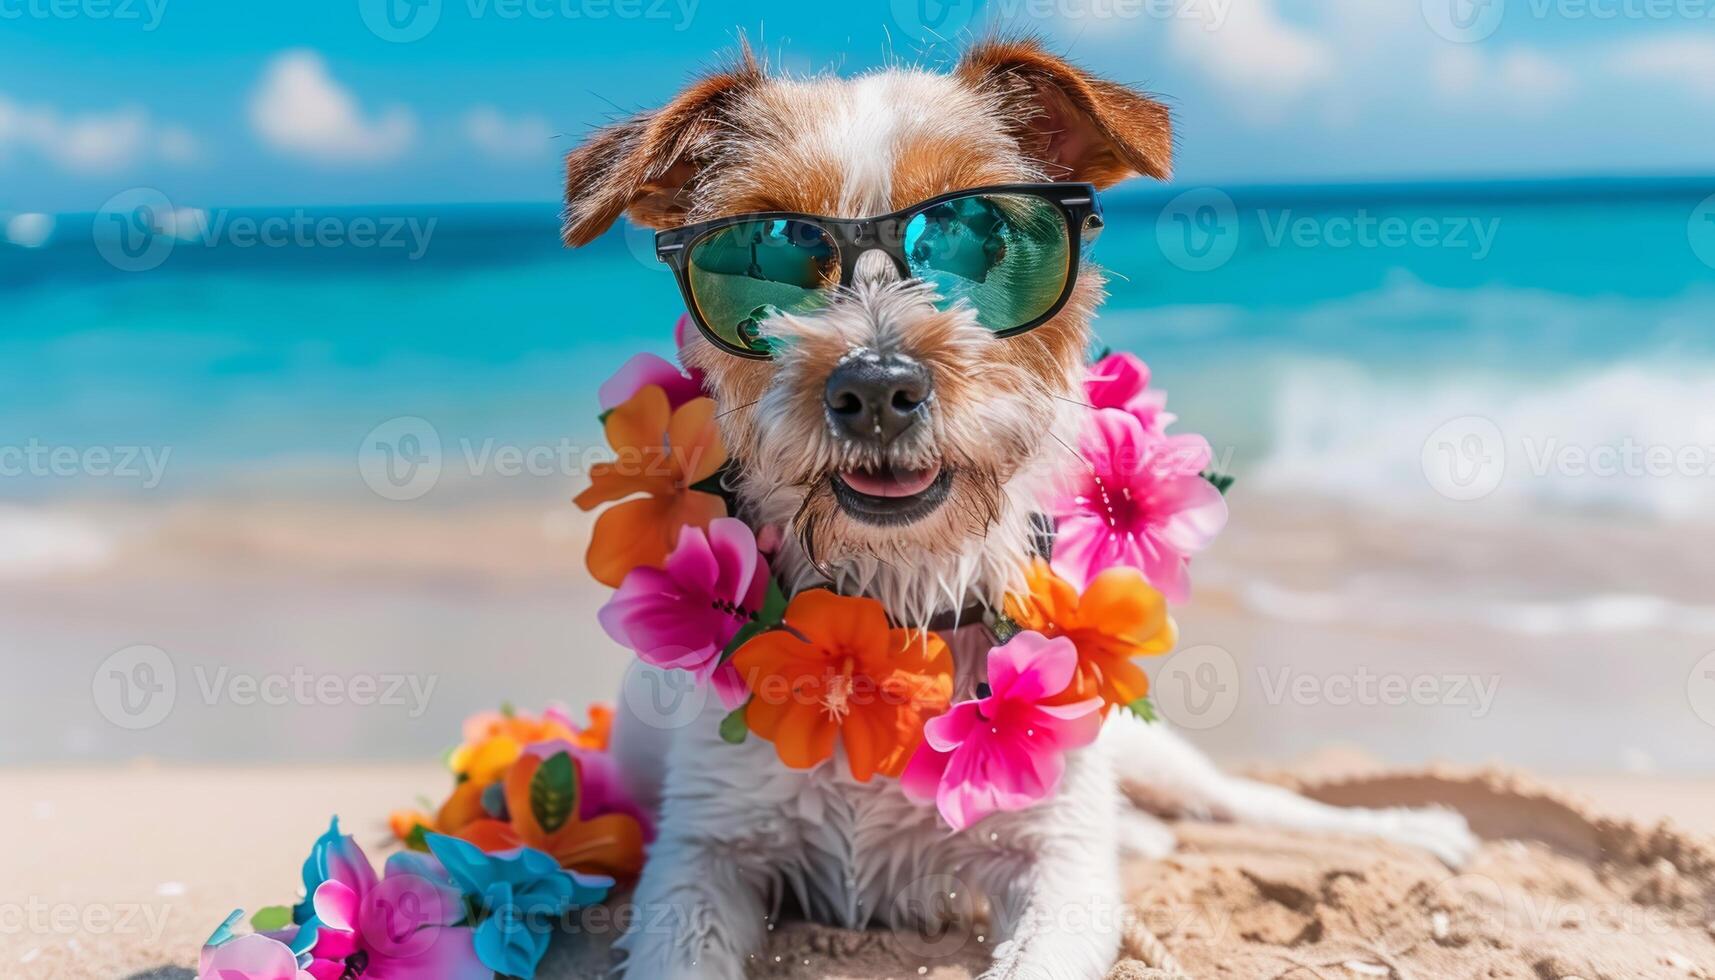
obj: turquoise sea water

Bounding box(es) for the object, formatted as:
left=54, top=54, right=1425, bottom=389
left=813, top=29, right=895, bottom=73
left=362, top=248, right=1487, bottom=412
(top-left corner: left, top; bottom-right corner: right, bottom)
left=4, top=177, right=1713, bottom=509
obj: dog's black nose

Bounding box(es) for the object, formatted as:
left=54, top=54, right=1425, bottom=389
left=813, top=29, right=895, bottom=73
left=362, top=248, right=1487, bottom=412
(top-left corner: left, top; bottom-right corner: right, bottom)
left=824, top=353, right=932, bottom=444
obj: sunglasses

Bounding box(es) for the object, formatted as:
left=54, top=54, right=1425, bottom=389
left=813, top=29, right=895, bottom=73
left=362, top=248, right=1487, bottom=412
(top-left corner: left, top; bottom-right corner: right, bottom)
left=655, top=182, right=1104, bottom=359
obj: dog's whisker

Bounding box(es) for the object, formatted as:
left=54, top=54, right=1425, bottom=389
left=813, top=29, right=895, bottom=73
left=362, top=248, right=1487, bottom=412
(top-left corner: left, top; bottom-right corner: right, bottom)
left=717, top=399, right=761, bottom=420
left=1049, top=430, right=1093, bottom=470
left=1053, top=394, right=1097, bottom=410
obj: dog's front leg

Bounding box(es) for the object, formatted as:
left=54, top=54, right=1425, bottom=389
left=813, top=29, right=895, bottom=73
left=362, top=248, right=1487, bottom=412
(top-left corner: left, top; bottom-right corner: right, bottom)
left=972, top=752, right=1124, bottom=980
left=979, top=851, right=1124, bottom=980
left=613, top=825, right=768, bottom=980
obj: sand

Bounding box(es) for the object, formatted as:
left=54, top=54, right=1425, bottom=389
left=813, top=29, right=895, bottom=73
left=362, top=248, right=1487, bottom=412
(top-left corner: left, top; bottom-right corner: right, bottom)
left=5, top=483, right=1714, bottom=977
left=5, top=763, right=1712, bottom=980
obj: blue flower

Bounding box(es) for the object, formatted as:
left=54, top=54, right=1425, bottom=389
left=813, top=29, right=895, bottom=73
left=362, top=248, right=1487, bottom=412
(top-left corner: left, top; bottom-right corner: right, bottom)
left=425, top=832, right=612, bottom=980
left=292, top=816, right=373, bottom=925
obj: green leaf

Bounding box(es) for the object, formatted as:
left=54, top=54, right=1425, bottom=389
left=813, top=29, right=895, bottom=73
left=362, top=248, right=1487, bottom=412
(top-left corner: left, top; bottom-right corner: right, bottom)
left=689, top=460, right=733, bottom=497
left=529, top=751, right=580, bottom=834
left=1201, top=469, right=1236, bottom=496
left=250, top=906, right=292, bottom=932
left=1124, top=697, right=1160, bottom=724
left=719, top=577, right=792, bottom=663
left=759, top=577, right=788, bottom=623
left=596, top=408, right=613, bottom=425
left=719, top=702, right=750, bottom=744
left=720, top=621, right=765, bottom=662
left=499, top=701, right=516, bottom=718
left=403, top=823, right=430, bottom=852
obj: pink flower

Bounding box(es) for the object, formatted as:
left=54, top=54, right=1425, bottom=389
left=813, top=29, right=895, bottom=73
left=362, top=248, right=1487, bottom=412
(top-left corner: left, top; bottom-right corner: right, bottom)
left=200, top=932, right=314, bottom=980
left=598, top=517, right=769, bottom=709
left=522, top=739, right=655, bottom=842
left=901, top=632, right=1104, bottom=831
left=1050, top=408, right=1227, bottom=603
left=596, top=315, right=708, bottom=411
left=300, top=843, right=487, bottom=980
left=1085, top=352, right=1174, bottom=434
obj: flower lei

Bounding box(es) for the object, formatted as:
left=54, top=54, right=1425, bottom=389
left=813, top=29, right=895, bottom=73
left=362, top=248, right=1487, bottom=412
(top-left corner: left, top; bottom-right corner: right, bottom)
left=199, top=704, right=648, bottom=980
left=587, top=316, right=1231, bottom=831
left=193, top=318, right=1231, bottom=979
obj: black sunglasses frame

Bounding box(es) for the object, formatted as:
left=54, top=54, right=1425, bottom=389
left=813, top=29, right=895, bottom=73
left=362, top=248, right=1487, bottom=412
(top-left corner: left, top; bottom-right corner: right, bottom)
left=654, top=182, right=1104, bottom=359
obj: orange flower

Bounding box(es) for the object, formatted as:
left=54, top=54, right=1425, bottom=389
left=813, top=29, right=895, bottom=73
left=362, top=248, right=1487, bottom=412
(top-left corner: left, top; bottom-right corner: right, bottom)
left=573, top=703, right=613, bottom=751
left=573, top=384, right=727, bottom=587
left=389, top=808, right=434, bottom=842
left=392, top=704, right=620, bottom=846
left=449, top=705, right=583, bottom=786
left=733, top=591, right=953, bottom=782
left=1005, top=558, right=1178, bottom=714
left=454, top=749, right=646, bottom=881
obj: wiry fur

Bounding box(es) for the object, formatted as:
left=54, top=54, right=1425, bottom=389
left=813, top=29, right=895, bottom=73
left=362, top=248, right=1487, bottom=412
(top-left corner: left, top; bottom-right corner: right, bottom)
left=567, top=39, right=1478, bottom=979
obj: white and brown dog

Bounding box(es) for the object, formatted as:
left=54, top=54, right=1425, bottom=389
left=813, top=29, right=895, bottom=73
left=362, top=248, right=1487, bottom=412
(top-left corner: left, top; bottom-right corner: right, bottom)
left=562, top=39, right=1476, bottom=980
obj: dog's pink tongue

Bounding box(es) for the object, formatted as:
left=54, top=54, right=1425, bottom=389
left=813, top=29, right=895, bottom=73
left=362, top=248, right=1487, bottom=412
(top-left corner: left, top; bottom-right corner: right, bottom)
left=840, top=464, right=939, bottom=498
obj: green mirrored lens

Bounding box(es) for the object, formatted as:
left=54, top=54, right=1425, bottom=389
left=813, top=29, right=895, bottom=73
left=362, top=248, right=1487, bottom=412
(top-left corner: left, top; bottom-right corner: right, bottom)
left=903, top=193, right=1071, bottom=332
left=687, top=218, right=837, bottom=353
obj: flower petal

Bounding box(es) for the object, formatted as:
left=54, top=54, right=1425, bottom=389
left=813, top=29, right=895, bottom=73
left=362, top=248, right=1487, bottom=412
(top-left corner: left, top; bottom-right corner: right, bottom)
left=987, top=632, right=1080, bottom=705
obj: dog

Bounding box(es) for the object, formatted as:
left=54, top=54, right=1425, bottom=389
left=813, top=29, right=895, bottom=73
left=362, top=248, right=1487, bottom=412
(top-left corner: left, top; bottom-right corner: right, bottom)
left=561, top=39, right=1478, bottom=979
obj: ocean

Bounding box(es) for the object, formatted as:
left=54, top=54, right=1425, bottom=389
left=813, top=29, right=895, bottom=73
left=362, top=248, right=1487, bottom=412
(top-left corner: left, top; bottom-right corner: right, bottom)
left=5, top=177, right=1715, bottom=770
left=5, top=176, right=1713, bottom=513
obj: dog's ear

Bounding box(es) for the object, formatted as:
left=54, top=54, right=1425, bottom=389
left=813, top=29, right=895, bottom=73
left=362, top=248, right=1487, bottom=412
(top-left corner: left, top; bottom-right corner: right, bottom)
left=957, top=38, right=1172, bottom=186
left=562, top=47, right=762, bottom=246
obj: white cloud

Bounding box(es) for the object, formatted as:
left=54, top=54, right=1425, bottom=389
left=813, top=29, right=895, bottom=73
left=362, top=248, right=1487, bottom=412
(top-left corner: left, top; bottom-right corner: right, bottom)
left=0, top=94, right=199, bottom=174
left=1167, top=0, right=1333, bottom=114
left=5, top=212, right=55, bottom=248
left=249, top=50, right=415, bottom=164
left=1431, top=47, right=1575, bottom=114
left=463, top=106, right=555, bottom=161
left=1606, top=36, right=1715, bottom=101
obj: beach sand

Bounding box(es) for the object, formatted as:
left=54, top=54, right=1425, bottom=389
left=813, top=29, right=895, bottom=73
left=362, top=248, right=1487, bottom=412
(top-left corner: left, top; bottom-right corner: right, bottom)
left=3, top=762, right=1712, bottom=979
left=4, top=483, right=1714, bottom=977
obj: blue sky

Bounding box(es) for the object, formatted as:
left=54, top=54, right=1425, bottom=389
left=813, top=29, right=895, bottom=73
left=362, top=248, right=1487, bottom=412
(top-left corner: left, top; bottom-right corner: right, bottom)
left=3, top=0, right=1714, bottom=212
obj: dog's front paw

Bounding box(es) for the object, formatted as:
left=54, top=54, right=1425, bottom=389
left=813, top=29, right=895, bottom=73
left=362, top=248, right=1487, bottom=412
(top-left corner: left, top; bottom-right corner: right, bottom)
left=1374, top=805, right=1480, bottom=868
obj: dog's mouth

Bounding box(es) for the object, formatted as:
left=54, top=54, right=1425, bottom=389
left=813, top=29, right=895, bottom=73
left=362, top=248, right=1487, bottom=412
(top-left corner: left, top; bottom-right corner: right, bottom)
left=830, top=462, right=951, bottom=526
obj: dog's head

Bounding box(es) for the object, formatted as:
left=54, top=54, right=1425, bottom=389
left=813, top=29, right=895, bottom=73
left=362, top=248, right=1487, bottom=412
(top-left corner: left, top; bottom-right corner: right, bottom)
left=564, top=39, right=1171, bottom=624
